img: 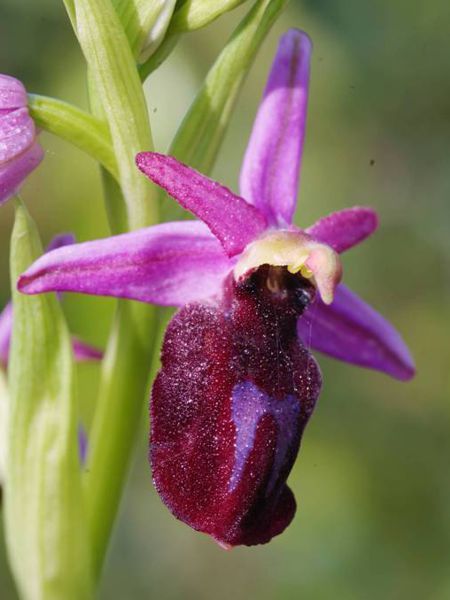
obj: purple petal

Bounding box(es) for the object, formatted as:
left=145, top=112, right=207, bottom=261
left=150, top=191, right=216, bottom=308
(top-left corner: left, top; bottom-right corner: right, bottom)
left=306, top=207, right=379, bottom=253
left=136, top=152, right=267, bottom=257
left=298, top=284, right=415, bottom=381
left=0, top=107, right=36, bottom=163
left=0, top=303, right=12, bottom=366
left=72, top=338, right=103, bottom=362
left=0, top=75, right=27, bottom=110
left=239, top=29, right=312, bottom=226
left=19, top=221, right=232, bottom=306
left=0, top=141, right=44, bottom=205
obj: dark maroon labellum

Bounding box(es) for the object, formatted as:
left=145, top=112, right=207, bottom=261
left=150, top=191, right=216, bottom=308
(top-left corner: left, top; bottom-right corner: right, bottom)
left=150, top=266, right=322, bottom=547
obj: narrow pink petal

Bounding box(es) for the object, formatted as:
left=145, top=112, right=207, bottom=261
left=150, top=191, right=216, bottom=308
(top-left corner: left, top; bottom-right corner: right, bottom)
left=0, top=75, right=27, bottom=110
left=72, top=337, right=103, bottom=362
left=298, top=284, right=415, bottom=381
left=0, top=302, right=12, bottom=366
left=0, top=108, right=36, bottom=163
left=239, top=29, right=312, bottom=226
left=136, top=152, right=267, bottom=257
left=0, top=141, right=44, bottom=205
left=306, top=207, right=379, bottom=253
left=19, top=221, right=232, bottom=306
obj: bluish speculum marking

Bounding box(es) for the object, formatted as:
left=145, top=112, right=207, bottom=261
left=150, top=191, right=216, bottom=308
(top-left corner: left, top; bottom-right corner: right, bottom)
left=230, top=381, right=301, bottom=495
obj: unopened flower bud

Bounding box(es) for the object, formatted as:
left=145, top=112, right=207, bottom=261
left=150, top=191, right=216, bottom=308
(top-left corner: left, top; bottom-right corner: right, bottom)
left=0, top=74, right=43, bottom=204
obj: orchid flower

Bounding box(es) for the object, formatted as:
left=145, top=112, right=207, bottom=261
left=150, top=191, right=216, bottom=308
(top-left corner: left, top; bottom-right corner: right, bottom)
left=0, top=233, right=102, bottom=368
left=0, top=74, right=43, bottom=204
left=17, top=29, right=414, bottom=547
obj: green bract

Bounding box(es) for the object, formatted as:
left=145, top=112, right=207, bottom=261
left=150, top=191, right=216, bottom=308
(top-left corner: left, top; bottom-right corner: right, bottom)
left=113, top=0, right=177, bottom=61
left=5, top=202, right=92, bottom=600
left=170, top=0, right=249, bottom=32
left=28, top=94, right=117, bottom=180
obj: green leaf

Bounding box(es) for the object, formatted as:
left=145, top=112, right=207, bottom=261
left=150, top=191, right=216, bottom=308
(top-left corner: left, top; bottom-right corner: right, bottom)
left=170, top=0, right=249, bottom=32
left=74, top=0, right=159, bottom=230
left=28, top=94, right=118, bottom=180
left=4, top=202, right=92, bottom=600
left=161, top=0, right=288, bottom=220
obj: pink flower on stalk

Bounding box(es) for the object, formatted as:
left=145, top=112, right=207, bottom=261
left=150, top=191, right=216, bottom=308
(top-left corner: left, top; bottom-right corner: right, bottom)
left=0, top=75, right=43, bottom=204
left=17, top=30, right=414, bottom=547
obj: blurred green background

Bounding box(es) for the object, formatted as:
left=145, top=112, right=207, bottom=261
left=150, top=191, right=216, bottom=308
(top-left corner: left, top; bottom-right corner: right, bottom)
left=1, top=0, right=450, bottom=598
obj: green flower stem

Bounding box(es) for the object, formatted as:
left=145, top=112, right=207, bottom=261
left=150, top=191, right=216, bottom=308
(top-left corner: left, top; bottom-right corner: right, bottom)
left=74, top=0, right=158, bottom=231
left=99, top=160, right=129, bottom=234
left=28, top=94, right=118, bottom=180
left=83, top=150, right=156, bottom=583
left=5, top=200, right=92, bottom=599
left=87, top=73, right=129, bottom=233
left=72, top=0, right=160, bottom=580
left=83, top=166, right=156, bottom=581
left=85, top=296, right=156, bottom=580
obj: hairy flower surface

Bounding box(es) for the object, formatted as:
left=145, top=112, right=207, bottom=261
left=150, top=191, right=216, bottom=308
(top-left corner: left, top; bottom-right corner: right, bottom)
left=18, top=30, right=414, bottom=546
left=0, top=74, right=43, bottom=204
